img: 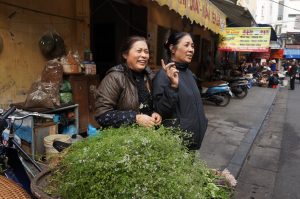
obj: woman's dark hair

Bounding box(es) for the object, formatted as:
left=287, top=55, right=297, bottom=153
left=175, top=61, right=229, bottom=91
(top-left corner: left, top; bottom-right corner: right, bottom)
left=164, top=32, right=192, bottom=60
left=120, top=36, right=149, bottom=63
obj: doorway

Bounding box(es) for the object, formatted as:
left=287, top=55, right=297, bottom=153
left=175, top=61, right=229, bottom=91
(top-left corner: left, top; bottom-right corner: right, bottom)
left=90, top=0, right=147, bottom=79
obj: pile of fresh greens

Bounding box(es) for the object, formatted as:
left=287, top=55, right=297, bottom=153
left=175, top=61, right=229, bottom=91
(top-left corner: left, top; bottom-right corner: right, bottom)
left=45, top=126, right=233, bottom=199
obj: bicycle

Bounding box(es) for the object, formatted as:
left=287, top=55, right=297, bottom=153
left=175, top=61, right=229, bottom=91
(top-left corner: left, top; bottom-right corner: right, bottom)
left=0, top=106, right=54, bottom=196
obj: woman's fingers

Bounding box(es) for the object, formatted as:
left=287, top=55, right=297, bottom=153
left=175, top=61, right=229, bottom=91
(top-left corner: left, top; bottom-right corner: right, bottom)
left=161, top=59, right=166, bottom=69
left=137, top=114, right=156, bottom=128
left=161, top=59, right=175, bottom=71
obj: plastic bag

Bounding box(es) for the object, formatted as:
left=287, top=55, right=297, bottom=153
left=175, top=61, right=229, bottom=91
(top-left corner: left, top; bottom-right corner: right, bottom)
left=25, top=81, right=55, bottom=109
left=60, top=80, right=72, bottom=92
left=41, top=59, right=63, bottom=85
left=24, top=81, right=60, bottom=108
left=60, top=92, right=73, bottom=104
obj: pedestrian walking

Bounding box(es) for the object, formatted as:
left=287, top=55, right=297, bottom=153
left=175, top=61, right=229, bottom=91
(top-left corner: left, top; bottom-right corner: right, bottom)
left=288, top=61, right=298, bottom=90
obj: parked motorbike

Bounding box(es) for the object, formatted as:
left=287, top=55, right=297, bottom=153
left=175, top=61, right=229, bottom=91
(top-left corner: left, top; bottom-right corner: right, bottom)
left=0, top=107, right=54, bottom=195
left=194, top=75, right=232, bottom=106
left=228, top=77, right=249, bottom=99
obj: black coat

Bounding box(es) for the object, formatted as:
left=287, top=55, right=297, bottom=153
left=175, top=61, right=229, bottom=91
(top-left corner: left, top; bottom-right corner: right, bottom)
left=152, top=65, right=208, bottom=150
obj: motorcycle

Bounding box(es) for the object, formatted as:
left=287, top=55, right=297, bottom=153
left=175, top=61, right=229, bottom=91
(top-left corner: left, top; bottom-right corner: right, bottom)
left=228, top=77, right=249, bottom=99
left=0, top=107, right=54, bottom=195
left=196, top=78, right=232, bottom=107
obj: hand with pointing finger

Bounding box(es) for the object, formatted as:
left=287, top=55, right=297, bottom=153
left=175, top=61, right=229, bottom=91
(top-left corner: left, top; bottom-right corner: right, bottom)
left=161, top=59, right=179, bottom=88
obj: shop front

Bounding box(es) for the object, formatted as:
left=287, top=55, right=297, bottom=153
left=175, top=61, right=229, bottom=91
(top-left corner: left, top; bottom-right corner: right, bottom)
left=90, top=0, right=226, bottom=78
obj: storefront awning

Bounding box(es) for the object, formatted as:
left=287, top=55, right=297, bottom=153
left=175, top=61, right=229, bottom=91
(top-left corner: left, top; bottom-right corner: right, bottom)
left=210, top=0, right=255, bottom=27
left=284, top=48, right=300, bottom=59
left=153, top=0, right=226, bottom=34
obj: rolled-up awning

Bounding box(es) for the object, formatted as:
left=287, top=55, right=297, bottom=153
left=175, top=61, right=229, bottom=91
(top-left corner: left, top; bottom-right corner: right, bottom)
left=284, top=48, right=300, bottom=59
left=153, top=0, right=226, bottom=34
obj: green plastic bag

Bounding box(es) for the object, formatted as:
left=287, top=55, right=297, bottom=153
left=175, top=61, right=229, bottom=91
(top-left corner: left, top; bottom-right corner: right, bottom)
left=60, top=92, right=73, bottom=104
left=59, top=80, right=72, bottom=92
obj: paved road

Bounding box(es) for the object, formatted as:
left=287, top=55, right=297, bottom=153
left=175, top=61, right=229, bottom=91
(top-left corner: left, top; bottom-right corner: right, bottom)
left=197, top=86, right=278, bottom=175
left=273, top=83, right=300, bottom=199
left=203, top=86, right=277, bottom=129
left=235, top=82, right=300, bottom=198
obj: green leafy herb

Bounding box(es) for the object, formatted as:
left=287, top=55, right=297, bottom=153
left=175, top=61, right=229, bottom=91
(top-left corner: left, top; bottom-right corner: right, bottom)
left=45, top=126, right=233, bottom=198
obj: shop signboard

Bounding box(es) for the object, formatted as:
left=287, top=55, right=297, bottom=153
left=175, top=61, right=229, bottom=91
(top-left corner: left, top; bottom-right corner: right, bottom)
left=219, top=27, right=271, bottom=52
left=153, top=0, right=226, bottom=34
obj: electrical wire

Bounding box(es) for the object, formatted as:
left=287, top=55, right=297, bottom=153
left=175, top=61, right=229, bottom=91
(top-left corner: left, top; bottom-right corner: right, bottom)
left=268, top=0, right=300, bottom=13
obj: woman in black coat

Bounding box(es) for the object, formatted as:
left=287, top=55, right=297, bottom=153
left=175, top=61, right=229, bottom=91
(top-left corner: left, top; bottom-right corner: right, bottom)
left=152, top=32, right=208, bottom=150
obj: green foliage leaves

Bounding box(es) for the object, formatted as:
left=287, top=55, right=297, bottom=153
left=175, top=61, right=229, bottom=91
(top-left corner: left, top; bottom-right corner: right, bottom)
left=46, top=126, right=232, bottom=199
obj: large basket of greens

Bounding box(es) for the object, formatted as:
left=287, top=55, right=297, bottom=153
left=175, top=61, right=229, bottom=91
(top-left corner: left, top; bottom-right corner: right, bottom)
left=31, top=126, right=234, bottom=199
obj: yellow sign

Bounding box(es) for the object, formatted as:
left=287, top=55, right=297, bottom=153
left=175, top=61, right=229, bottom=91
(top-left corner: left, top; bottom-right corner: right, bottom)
left=219, top=27, right=271, bottom=52
left=153, top=0, right=226, bottom=34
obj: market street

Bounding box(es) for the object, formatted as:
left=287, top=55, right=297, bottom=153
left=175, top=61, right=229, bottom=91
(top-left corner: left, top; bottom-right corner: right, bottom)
left=197, top=86, right=278, bottom=175
left=232, top=82, right=300, bottom=198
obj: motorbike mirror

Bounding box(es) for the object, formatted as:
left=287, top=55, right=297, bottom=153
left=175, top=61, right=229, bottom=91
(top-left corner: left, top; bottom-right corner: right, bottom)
left=0, top=109, right=3, bottom=114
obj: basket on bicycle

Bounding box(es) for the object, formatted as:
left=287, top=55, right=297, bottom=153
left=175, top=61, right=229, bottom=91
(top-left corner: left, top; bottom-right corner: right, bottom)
left=0, top=176, right=31, bottom=199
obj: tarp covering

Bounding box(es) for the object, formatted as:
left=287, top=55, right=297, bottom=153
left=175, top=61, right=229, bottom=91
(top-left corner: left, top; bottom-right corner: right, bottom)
left=153, top=0, right=226, bottom=34
left=284, top=48, right=300, bottom=59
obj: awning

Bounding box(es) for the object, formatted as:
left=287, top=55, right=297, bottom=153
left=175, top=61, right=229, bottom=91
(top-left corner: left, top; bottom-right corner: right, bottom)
left=153, top=0, right=226, bottom=34
left=284, top=48, right=300, bottom=59
left=210, top=0, right=255, bottom=27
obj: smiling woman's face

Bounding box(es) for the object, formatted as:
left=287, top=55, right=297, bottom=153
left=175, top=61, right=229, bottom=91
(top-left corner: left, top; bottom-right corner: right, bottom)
left=123, top=41, right=149, bottom=72
left=171, top=35, right=194, bottom=63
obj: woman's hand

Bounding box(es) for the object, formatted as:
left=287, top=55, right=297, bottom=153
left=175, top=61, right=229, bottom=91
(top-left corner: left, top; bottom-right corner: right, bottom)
left=161, top=59, right=179, bottom=88
left=136, top=114, right=156, bottom=128
left=151, top=112, right=162, bottom=125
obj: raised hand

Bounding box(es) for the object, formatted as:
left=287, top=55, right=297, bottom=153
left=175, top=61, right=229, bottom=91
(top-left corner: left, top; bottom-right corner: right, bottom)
left=161, top=59, right=179, bottom=88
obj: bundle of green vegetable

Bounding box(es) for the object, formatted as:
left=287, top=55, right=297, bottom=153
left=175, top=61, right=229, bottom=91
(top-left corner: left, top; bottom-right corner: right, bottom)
left=45, top=126, right=233, bottom=199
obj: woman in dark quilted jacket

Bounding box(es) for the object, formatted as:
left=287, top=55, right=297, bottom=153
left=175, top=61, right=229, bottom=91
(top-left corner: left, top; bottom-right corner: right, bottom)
left=94, top=36, right=161, bottom=128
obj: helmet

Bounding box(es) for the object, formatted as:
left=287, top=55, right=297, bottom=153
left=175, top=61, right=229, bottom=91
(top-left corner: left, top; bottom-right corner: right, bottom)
left=39, top=32, right=66, bottom=59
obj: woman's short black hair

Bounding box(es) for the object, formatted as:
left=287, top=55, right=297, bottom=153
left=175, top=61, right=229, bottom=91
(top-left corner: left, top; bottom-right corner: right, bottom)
left=120, top=36, right=149, bottom=63
left=164, top=32, right=192, bottom=60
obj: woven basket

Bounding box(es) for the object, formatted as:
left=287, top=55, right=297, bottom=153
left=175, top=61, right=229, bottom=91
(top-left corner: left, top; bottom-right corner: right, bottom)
left=0, top=176, right=31, bottom=199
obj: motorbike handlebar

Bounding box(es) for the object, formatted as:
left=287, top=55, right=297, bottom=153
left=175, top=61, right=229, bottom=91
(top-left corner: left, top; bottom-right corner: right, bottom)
left=8, top=111, right=54, bottom=121
left=1, top=106, right=16, bottom=119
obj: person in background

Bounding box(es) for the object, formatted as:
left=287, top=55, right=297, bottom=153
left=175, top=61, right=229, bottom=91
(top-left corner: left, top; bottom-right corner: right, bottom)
left=270, top=60, right=277, bottom=72
left=288, top=61, right=298, bottom=90
left=152, top=32, right=208, bottom=150
left=94, top=36, right=162, bottom=128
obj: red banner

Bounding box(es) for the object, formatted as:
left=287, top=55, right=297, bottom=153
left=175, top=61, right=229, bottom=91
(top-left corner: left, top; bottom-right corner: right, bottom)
left=270, top=49, right=284, bottom=59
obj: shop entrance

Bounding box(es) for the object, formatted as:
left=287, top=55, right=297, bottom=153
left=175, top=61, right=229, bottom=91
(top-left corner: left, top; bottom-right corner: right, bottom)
left=90, top=0, right=147, bottom=79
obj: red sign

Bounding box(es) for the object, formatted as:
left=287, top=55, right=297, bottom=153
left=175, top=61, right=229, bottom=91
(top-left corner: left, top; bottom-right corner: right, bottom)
left=270, top=49, right=284, bottom=59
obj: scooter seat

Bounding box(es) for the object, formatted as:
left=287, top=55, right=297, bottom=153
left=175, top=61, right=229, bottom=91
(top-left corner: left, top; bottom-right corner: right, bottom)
left=201, top=81, right=227, bottom=87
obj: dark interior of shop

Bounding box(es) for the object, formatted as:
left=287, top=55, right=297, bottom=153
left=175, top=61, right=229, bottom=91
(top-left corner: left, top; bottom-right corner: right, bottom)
left=90, top=0, right=147, bottom=79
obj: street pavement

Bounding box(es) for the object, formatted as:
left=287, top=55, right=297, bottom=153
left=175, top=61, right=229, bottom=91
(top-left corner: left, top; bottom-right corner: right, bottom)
left=234, top=86, right=287, bottom=198
left=196, top=86, right=278, bottom=178
left=273, top=82, right=300, bottom=198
